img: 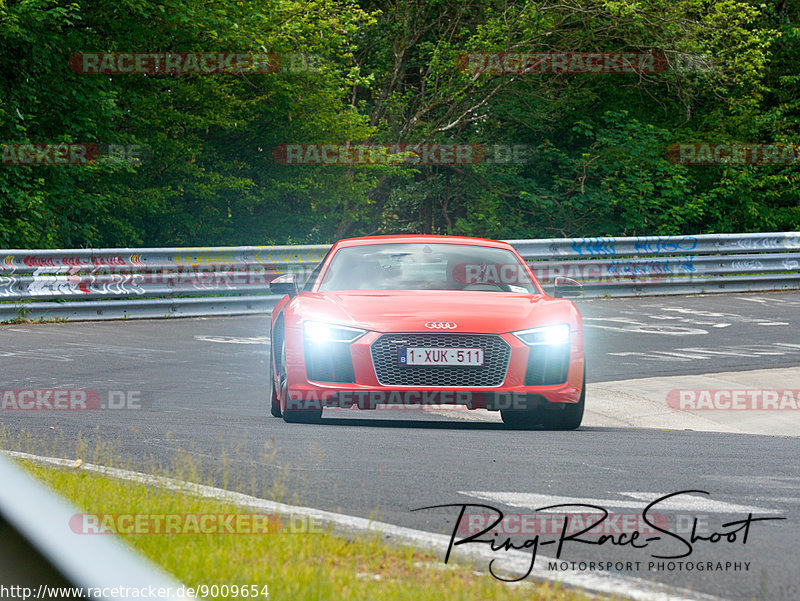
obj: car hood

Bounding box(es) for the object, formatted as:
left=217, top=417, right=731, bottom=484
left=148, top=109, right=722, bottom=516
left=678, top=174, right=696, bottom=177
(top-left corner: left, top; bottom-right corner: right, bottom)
left=291, top=290, right=580, bottom=334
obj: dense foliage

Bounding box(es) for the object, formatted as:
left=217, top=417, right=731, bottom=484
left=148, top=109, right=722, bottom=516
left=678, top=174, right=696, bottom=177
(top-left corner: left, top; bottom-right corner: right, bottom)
left=0, top=0, right=797, bottom=247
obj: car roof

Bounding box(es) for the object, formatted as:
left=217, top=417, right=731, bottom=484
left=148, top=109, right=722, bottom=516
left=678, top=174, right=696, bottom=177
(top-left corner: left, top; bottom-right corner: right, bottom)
left=332, top=234, right=513, bottom=250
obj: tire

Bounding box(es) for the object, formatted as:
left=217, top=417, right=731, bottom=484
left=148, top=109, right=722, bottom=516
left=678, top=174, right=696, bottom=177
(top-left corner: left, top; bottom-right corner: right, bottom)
left=501, top=369, right=585, bottom=430
left=282, top=408, right=322, bottom=423
left=279, top=340, right=322, bottom=424
left=270, top=379, right=282, bottom=417
left=539, top=371, right=585, bottom=431
left=500, top=408, right=537, bottom=429
left=281, top=383, right=322, bottom=423
left=269, top=328, right=282, bottom=417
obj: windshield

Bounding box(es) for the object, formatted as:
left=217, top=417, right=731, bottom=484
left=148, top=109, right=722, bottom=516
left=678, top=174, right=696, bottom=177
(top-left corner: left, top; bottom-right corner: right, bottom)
left=318, top=243, right=538, bottom=293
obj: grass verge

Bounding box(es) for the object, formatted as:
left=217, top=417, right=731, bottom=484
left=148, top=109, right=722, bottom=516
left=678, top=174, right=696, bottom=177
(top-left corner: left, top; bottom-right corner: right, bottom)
left=18, top=460, right=600, bottom=601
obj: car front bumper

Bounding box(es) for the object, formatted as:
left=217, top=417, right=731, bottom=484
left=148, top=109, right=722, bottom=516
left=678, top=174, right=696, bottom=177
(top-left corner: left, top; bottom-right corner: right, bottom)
left=282, top=328, right=585, bottom=412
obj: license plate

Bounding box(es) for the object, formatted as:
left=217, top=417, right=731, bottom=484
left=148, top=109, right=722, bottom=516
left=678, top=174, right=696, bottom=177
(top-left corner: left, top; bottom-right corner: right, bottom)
left=398, top=347, right=484, bottom=366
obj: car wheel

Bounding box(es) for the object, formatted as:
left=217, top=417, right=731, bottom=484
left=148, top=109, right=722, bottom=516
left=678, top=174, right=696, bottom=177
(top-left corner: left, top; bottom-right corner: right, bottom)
left=269, top=328, right=282, bottom=417
left=500, top=408, right=537, bottom=429
left=282, top=390, right=322, bottom=424
left=270, top=379, right=282, bottom=418
left=500, top=369, right=586, bottom=430
left=539, top=371, right=585, bottom=431
left=279, top=340, right=322, bottom=424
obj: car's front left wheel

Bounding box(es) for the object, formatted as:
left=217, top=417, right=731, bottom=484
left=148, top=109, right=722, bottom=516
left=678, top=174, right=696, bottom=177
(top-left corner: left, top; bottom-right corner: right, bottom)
left=539, top=383, right=584, bottom=431
left=501, top=369, right=585, bottom=430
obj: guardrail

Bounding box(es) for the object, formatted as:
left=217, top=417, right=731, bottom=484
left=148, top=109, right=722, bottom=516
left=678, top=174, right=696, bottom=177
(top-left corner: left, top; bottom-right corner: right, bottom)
left=0, top=452, right=185, bottom=599
left=1, top=232, right=798, bottom=321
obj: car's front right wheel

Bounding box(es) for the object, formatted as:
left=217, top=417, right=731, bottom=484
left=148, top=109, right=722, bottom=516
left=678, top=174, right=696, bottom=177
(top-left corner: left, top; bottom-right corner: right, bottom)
left=277, top=340, right=322, bottom=424
left=270, top=379, right=282, bottom=417
left=269, top=328, right=282, bottom=417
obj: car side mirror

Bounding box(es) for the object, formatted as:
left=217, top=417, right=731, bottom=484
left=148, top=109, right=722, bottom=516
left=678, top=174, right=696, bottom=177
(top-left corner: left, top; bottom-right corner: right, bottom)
left=270, top=273, right=298, bottom=298
left=554, top=276, right=583, bottom=298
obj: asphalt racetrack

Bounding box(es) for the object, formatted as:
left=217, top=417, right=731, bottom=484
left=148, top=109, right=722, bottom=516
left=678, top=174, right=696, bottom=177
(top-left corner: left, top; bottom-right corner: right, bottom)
left=2, top=291, right=800, bottom=600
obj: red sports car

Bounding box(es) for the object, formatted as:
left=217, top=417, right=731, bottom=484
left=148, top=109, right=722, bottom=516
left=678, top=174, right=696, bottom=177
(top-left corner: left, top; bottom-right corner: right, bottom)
left=269, top=235, right=585, bottom=429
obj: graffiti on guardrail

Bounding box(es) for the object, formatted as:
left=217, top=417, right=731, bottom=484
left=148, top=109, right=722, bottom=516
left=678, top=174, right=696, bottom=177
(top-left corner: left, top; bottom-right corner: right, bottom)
left=730, top=260, right=764, bottom=271
left=568, top=236, right=700, bottom=257
left=607, top=258, right=696, bottom=277
left=0, top=263, right=318, bottom=299
left=531, top=257, right=697, bottom=283
left=172, top=252, right=236, bottom=267
left=1, top=250, right=327, bottom=274
left=1, top=254, right=136, bottom=273
left=0, top=278, right=14, bottom=297
left=721, top=236, right=800, bottom=252
left=27, top=267, right=90, bottom=296
left=1, top=233, right=799, bottom=320
left=633, top=236, right=698, bottom=254
left=570, top=238, right=616, bottom=256
left=23, top=255, right=128, bottom=267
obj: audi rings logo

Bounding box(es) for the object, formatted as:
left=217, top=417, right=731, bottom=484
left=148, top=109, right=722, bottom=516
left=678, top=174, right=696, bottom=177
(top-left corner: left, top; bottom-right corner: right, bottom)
left=425, top=322, right=457, bottom=329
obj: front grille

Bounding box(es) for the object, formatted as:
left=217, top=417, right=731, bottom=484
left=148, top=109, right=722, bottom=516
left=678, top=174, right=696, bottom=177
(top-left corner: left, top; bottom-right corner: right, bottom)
left=371, top=333, right=511, bottom=387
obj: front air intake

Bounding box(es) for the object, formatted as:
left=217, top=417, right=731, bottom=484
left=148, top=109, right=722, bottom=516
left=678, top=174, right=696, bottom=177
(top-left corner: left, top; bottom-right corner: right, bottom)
left=304, top=341, right=356, bottom=383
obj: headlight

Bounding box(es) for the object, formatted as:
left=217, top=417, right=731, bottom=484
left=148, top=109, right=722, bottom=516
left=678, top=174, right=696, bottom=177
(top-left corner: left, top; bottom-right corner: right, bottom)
left=303, top=321, right=366, bottom=344
left=513, top=324, right=570, bottom=346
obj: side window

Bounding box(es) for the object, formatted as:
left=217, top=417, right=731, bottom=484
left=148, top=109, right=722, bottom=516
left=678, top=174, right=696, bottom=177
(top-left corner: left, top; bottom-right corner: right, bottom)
left=302, top=249, right=332, bottom=292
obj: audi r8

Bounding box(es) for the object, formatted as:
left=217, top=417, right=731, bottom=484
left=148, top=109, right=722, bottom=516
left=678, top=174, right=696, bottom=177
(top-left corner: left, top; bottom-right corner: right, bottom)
left=269, top=235, right=585, bottom=429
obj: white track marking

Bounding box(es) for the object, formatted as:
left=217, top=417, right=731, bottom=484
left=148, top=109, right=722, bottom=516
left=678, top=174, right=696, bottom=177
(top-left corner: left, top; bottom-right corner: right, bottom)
left=462, top=492, right=780, bottom=515
left=738, top=296, right=800, bottom=305
left=584, top=318, right=708, bottom=336
left=63, top=342, right=176, bottom=354
left=609, top=343, right=800, bottom=362
left=194, top=336, right=269, bottom=344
